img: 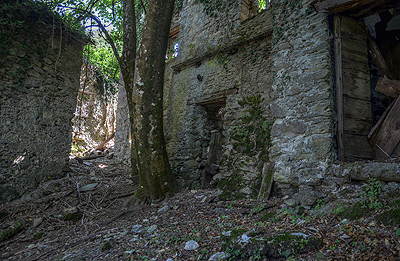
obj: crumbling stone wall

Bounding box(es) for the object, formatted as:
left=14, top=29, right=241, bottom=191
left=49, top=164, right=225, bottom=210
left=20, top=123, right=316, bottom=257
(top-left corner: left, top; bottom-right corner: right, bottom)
left=269, top=1, right=334, bottom=206
left=0, top=1, right=87, bottom=202
left=163, top=1, right=274, bottom=194
left=115, top=0, right=340, bottom=203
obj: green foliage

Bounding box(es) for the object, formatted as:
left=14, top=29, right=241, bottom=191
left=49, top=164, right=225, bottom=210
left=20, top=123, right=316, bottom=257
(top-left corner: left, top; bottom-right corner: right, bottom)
left=271, top=0, right=303, bottom=47
left=232, top=95, right=273, bottom=162
left=360, top=178, right=383, bottom=210
left=249, top=203, right=269, bottom=216
left=85, top=38, right=120, bottom=85
left=333, top=204, right=345, bottom=215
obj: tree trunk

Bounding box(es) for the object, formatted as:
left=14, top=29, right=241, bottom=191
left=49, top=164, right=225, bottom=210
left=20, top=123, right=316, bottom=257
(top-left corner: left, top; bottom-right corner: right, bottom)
left=132, top=0, right=178, bottom=199
left=120, top=0, right=138, bottom=176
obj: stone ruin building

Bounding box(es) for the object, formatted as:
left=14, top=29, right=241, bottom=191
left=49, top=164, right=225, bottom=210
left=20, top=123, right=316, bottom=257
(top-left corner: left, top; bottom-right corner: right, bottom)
left=116, top=0, right=400, bottom=206
left=2, top=0, right=400, bottom=207
left=0, top=1, right=87, bottom=202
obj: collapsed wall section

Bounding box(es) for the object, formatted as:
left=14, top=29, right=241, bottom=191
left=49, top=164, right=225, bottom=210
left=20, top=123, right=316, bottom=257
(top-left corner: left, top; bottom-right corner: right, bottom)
left=0, top=1, right=87, bottom=202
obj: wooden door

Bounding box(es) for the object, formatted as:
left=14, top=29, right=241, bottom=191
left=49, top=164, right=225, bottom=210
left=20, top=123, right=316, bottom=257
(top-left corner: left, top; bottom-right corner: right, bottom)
left=334, top=15, right=373, bottom=161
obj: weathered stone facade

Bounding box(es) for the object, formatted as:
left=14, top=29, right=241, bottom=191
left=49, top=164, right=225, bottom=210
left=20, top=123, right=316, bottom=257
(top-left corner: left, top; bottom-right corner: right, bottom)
left=0, top=1, right=87, bottom=202
left=115, top=0, right=400, bottom=205
left=268, top=1, right=334, bottom=205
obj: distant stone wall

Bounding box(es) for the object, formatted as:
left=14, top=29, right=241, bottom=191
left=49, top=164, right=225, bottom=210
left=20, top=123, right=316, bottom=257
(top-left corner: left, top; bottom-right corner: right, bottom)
left=114, top=79, right=132, bottom=166
left=269, top=0, right=334, bottom=206
left=0, top=1, right=87, bottom=202
left=72, top=64, right=117, bottom=156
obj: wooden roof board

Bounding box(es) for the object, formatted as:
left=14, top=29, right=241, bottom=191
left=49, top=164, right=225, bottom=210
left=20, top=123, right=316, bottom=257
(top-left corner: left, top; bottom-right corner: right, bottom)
left=316, top=0, right=400, bottom=18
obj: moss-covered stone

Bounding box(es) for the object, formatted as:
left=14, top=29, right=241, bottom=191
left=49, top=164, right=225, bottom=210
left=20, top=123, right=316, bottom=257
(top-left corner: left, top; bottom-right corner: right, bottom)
left=64, top=212, right=83, bottom=222
left=221, top=229, right=322, bottom=259
left=374, top=198, right=400, bottom=226
left=33, top=232, right=45, bottom=240
left=99, top=239, right=115, bottom=252
left=0, top=220, right=25, bottom=241
left=218, top=175, right=245, bottom=201
left=337, top=202, right=373, bottom=220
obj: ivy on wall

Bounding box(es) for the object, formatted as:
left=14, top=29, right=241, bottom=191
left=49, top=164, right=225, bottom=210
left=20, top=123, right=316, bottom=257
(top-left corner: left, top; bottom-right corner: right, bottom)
left=271, top=0, right=303, bottom=46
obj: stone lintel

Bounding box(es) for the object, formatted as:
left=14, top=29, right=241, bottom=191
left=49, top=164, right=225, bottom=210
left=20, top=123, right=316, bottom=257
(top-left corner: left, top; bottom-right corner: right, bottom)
left=187, top=88, right=238, bottom=107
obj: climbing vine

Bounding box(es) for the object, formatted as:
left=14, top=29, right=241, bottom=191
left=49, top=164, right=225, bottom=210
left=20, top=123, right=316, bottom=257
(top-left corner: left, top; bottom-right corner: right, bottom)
left=194, top=0, right=238, bottom=18
left=270, top=0, right=303, bottom=47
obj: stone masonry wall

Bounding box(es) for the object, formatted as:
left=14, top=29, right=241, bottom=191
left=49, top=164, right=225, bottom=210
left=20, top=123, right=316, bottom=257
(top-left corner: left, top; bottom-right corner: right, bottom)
left=115, top=0, right=338, bottom=203
left=114, top=79, right=132, bottom=166
left=0, top=2, right=87, bottom=202
left=269, top=0, right=335, bottom=206
left=164, top=0, right=274, bottom=193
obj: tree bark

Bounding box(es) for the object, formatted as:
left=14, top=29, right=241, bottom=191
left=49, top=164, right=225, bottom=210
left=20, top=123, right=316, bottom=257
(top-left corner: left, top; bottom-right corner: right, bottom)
left=132, top=0, right=178, bottom=199
left=120, top=0, right=138, bottom=176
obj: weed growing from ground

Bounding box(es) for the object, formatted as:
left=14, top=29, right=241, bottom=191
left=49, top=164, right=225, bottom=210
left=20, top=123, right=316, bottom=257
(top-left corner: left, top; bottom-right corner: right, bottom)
left=360, top=178, right=383, bottom=210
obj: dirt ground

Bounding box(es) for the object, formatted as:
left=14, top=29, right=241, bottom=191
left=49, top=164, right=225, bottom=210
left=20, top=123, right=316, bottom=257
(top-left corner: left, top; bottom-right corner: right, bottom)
left=1, top=156, right=400, bottom=260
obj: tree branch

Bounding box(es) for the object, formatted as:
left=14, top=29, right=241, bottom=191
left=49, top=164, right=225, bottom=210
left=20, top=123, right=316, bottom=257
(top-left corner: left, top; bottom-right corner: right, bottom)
left=139, top=0, right=147, bottom=14
left=58, top=5, right=121, bottom=66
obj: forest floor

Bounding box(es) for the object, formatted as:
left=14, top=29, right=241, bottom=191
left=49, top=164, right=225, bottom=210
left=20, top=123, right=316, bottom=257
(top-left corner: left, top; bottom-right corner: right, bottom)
left=1, top=156, right=400, bottom=260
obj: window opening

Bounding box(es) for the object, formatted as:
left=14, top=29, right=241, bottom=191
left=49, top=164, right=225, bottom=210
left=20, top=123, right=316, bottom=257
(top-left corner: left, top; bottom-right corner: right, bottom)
left=240, top=0, right=269, bottom=20
left=166, top=26, right=179, bottom=59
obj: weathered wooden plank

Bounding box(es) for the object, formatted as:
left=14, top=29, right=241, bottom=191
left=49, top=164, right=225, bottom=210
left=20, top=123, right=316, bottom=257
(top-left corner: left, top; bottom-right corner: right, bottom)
left=334, top=15, right=345, bottom=161
left=340, top=16, right=368, bottom=41
left=343, top=96, right=372, bottom=122
left=342, top=59, right=369, bottom=73
left=344, top=118, right=372, bottom=136
left=342, top=69, right=369, bottom=83
left=341, top=37, right=368, bottom=55
left=316, top=0, right=398, bottom=18
left=343, top=134, right=374, bottom=160
left=342, top=76, right=370, bottom=100
left=342, top=49, right=368, bottom=64
left=368, top=35, right=394, bottom=79
left=369, top=96, right=400, bottom=160
left=368, top=99, right=394, bottom=140
left=375, top=77, right=400, bottom=98
left=315, top=0, right=354, bottom=11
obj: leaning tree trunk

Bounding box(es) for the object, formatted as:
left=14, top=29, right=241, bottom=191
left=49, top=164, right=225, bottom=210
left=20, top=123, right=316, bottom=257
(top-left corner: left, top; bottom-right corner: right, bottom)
left=132, top=0, right=178, bottom=199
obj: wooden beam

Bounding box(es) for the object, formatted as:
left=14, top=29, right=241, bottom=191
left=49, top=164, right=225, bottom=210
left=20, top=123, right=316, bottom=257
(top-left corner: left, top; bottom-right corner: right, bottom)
left=368, top=99, right=395, bottom=140
left=315, top=0, right=356, bottom=11
left=315, top=0, right=400, bottom=18
left=368, top=35, right=394, bottom=79
left=334, top=16, right=345, bottom=161
left=375, top=77, right=400, bottom=98
left=369, top=96, right=400, bottom=159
